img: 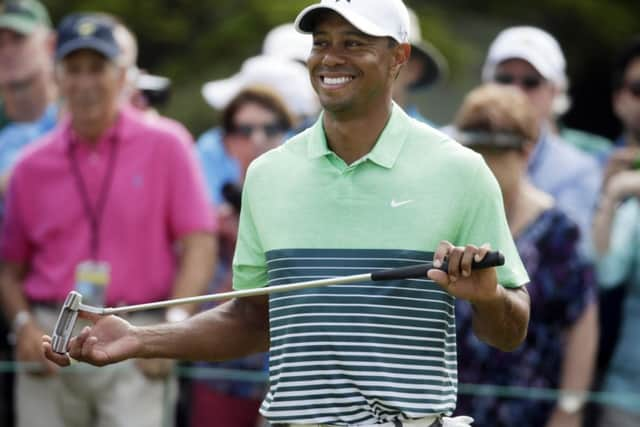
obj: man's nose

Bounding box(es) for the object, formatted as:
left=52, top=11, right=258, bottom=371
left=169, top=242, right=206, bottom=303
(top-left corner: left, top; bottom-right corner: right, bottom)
left=321, top=46, right=347, bottom=67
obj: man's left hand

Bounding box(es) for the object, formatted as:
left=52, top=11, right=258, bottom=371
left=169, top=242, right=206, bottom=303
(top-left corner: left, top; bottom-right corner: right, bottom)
left=427, top=241, right=499, bottom=303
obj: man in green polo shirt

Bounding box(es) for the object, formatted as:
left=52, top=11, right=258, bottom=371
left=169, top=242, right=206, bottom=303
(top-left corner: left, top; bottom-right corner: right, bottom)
left=44, top=1, right=530, bottom=426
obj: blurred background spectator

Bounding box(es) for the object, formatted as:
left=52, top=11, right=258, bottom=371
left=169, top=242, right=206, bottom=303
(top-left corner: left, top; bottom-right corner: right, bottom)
left=453, top=83, right=598, bottom=427
left=0, top=0, right=57, bottom=197
left=190, top=86, right=294, bottom=427
left=0, top=1, right=638, bottom=426
left=0, top=1, right=57, bottom=425
left=592, top=34, right=640, bottom=427
left=392, top=7, right=447, bottom=125
left=0, top=12, right=215, bottom=427
left=481, top=26, right=602, bottom=259
left=197, top=53, right=317, bottom=206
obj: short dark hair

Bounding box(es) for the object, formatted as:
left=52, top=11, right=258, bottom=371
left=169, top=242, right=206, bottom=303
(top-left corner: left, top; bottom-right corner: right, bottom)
left=612, top=35, right=640, bottom=91
left=222, top=86, right=295, bottom=135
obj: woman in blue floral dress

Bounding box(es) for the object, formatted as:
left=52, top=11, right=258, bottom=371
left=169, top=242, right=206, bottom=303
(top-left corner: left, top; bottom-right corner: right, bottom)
left=451, top=84, right=598, bottom=427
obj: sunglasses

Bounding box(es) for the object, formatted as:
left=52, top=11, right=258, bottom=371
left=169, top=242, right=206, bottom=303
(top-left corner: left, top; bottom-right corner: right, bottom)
left=494, top=73, right=545, bottom=91
left=622, top=80, right=640, bottom=98
left=231, top=122, right=286, bottom=139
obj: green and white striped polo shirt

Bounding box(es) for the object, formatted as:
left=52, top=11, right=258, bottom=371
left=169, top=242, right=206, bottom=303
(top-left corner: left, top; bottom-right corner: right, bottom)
left=233, top=103, right=528, bottom=425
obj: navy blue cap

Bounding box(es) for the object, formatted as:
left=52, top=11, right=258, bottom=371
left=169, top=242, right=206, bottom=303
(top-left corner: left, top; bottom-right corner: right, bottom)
left=55, top=13, right=120, bottom=61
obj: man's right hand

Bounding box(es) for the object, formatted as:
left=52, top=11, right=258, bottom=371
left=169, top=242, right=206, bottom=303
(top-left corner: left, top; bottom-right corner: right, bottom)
left=42, top=312, right=141, bottom=368
left=17, top=320, right=59, bottom=376
left=603, top=146, right=640, bottom=187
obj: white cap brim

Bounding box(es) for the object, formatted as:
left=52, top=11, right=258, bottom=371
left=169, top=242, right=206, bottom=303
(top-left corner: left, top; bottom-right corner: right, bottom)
left=295, top=5, right=397, bottom=41
left=201, top=55, right=320, bottom=117
left=201, top=76, right=244, bottom=111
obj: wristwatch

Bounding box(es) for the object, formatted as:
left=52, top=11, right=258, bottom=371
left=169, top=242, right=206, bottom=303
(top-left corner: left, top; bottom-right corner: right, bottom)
left=7, top=310, right=31, bottom=346
left=165, top=307, right=189, bottom=323
left=558, top=391, right=587, bottom=414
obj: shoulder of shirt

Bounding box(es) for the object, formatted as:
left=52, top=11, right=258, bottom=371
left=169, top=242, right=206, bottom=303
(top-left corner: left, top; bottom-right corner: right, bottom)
left=546, top=133, right=602, bottom=172
left=405, top=118, right=486, bottom=169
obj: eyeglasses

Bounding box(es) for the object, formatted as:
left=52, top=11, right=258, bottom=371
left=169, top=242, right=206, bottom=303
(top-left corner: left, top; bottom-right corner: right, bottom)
left=622, top=80, right=640, bottom=98
left=494, top=73, right=545, bottom=91
left=230, top=122, right=286, bottom=139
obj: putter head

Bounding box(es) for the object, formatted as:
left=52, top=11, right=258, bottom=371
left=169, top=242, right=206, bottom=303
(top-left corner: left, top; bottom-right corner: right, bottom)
left=51, top=291, right=83, bottom=354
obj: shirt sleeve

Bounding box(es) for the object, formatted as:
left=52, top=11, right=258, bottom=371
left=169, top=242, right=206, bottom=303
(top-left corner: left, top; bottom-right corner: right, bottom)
left=596, top=198, right=640, bottom=289
left=165, top=133, right=218, bottom=239
left=454, top=157, right=529, bottom=288
left=231, top=166, right=268, bottom=291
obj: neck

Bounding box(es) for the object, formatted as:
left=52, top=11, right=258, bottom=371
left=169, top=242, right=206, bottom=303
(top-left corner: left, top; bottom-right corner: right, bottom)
left=505, top=179, right=553, bottom=237
left=323, top=100, right=393, bottom=165
left=502, top=179, right=521, bottom=222
left=72, top=110, right=119, bottom=144
left=392, top=89, right=408, bottom=110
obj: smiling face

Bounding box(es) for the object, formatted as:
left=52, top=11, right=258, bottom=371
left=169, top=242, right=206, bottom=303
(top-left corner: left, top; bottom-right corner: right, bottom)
left=307, top=11, right=408, bottom=117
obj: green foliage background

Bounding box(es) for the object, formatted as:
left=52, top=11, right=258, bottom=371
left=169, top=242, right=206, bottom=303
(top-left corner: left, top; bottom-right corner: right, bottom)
left=42, top=0, right=640, bottom=138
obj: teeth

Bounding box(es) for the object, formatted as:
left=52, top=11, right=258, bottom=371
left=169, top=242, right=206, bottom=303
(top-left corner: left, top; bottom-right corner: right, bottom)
left=323, top=76, right=353, bottom=85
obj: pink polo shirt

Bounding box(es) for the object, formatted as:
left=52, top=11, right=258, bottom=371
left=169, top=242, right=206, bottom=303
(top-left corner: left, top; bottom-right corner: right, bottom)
left=0, top=107, right=217, bottom=305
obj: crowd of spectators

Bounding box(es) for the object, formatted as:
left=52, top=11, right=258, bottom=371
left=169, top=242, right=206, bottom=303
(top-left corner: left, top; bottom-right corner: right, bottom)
left=0, top=0, right=638, bottom=426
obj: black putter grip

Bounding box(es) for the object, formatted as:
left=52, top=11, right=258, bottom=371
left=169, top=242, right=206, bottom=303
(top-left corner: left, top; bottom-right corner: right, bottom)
left=371, top=251, right=505, bottom=281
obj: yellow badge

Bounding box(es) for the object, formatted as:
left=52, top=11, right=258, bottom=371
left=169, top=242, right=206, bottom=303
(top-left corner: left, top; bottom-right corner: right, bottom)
left=77, top=20, right=96, bottom=37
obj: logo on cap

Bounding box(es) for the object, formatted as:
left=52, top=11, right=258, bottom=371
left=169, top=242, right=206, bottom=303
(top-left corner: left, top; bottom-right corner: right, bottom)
left=77, top=20, right=96, bottom=37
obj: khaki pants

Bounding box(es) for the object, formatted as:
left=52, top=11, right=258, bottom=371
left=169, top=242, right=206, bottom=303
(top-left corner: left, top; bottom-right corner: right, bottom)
left=16, top=306, right=177, bottom=427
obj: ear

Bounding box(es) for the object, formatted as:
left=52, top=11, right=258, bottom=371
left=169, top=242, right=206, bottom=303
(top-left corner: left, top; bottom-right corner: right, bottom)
left=46, top=30, right=57, bottom=57
left=115, top=64, right=127, bottom=88
left=391, top=43, right=411, bottom=77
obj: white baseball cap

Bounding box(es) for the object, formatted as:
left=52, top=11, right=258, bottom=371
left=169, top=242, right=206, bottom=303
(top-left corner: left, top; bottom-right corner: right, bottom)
left=482, top=26, right=567, bottom=90
left=294, top=0, right=410, bottom=44
left=201, top=54, right=320, bottom=118
left=262, top=23, right=312, bottom=64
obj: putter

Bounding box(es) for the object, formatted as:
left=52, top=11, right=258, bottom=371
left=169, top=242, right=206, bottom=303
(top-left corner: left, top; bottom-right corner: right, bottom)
left=51, top=251, right=504, bottom=353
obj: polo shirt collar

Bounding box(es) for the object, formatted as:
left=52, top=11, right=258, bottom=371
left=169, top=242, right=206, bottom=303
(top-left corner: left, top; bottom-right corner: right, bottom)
left=62, top=108, right=137, bottom=152
left=307, top=102, right=410, bottom=169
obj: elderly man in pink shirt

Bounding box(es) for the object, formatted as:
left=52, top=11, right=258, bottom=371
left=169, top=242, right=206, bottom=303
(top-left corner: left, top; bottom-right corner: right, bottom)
left=0, top=13, right=216, bottom=427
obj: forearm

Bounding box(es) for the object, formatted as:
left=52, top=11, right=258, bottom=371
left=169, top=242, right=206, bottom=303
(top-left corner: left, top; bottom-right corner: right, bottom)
left=0, top=262, right=29, bottom=321
left=137, top=295, right=269, bottom=361
left=170, top=232, right=217, bottom=315
left=593, top=193, right=618, bottom=255
left=471, top=285, right=530, bottom=351
left=557, top=302, right=598, bottom=408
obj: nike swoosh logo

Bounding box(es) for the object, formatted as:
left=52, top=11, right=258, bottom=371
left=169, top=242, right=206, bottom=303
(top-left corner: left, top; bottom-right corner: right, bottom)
left=390, top=199, right=414, bottom=208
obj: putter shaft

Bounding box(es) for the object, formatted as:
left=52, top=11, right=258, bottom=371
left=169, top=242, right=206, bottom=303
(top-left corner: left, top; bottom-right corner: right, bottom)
left=51, top=251, right=505, bottom=354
